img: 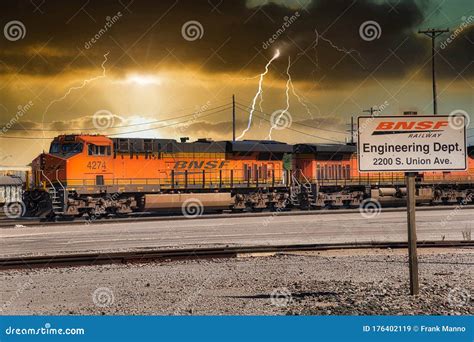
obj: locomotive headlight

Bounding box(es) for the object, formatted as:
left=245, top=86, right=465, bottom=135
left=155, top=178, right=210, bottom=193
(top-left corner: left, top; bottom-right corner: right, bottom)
left=40, top=155, right=46, bottom=169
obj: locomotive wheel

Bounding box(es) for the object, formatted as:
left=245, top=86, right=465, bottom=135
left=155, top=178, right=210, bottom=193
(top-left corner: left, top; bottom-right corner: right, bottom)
left=23, top=190, right=52, bottom=217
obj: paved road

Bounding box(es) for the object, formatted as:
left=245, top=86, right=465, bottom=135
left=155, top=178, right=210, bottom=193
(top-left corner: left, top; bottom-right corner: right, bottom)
left=1, top=208, right=472, bottom=257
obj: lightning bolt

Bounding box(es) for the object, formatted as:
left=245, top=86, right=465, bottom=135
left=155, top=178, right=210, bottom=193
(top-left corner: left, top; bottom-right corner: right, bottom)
left=41, top=52, right=110, bottom=147
left=288, top=72, right=314, bottom=119
left=308, top=29, right=364, bottom=74
left=236, top=49, right=280, bottom=140
left=267, top=56, right=291, bottom=140
left=257, top=88, right=265, bottom=128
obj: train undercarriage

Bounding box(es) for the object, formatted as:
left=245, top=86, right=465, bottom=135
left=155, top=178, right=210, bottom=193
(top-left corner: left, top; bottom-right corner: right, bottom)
left=22, top=180, right=474, bottom=220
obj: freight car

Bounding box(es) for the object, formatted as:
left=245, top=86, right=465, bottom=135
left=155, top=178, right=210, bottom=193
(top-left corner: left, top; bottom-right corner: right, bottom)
left=0, top=169, right=27, bottom=218
left=0, top=175, right=23, bottom=205
left=22, top=134, right=474, bottom=218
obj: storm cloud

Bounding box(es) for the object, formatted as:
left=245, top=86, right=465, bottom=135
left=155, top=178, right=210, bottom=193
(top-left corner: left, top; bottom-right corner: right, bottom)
left=0, top=0, right=472, bottom=84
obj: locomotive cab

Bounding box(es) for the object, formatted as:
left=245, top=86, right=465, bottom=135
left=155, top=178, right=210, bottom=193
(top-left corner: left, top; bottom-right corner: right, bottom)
left=25, top=135, right=115, bottom=217
left=31, top=135, right=114, bottom=188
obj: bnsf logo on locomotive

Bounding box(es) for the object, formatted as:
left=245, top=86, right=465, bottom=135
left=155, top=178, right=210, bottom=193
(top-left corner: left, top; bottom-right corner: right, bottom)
left=174, top=160, right=230, bottom=169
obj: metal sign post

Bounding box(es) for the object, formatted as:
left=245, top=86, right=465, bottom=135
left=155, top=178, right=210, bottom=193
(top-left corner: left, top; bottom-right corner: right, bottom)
left=405, top=171, right=419, bottom=295
left=357, top=114, right=467, bottom=296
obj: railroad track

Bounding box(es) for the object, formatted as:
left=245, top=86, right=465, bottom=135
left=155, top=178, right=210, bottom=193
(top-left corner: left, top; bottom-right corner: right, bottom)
left=1, top=240, right=472, bottom=270
left=0, top=204, right=471, bottom=228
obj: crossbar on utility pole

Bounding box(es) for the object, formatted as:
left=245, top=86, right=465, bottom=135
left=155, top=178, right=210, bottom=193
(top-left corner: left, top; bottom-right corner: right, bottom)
left=363, top=107, right=380, bottom=117
left=418, top=28, right=449, bottom=115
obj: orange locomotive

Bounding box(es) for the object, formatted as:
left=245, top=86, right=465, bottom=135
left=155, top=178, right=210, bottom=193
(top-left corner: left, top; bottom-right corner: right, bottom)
left=25, top=134, right=294, bottom=217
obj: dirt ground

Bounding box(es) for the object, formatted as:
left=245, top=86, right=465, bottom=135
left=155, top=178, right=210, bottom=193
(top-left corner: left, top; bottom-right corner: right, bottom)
left=1, top=248, right=472, bottom=315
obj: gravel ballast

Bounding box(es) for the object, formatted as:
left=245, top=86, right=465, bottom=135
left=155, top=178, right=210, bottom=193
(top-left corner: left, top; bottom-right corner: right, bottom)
left=0, top=248, right=472, bottom=315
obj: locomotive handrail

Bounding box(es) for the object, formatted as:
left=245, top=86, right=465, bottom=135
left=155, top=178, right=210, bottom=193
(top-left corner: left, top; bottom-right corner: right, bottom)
left=55, top=169, right=66, bottom=192
left=53, top=169, right=67, bottom=212
left=314, top=175, right=474, bottom=186
left=63, top=176, right=474, bottom=186
left=61, top=174, right=474, bottom=190
left=64, top=177, right=287, bottom=188
left=41, top=170, right=56, bottom=194
left=295, top=169, right=313, bottom=189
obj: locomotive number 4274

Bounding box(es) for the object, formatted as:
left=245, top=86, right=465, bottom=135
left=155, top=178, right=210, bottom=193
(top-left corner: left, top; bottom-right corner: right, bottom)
left=86, top=161, right=107, bottom=170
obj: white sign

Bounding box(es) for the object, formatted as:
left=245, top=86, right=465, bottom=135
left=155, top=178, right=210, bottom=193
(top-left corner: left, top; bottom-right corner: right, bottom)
left=358, top=115, right=467, bottom=172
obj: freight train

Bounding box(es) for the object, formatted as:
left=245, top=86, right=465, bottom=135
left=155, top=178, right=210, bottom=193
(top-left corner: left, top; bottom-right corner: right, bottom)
left=22, top=134, right=474, bottom=218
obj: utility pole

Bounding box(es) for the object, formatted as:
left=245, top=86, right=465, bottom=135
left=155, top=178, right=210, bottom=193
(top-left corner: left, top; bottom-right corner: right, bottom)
left=350, top=116, right=354, bottom=144
left=345, top=116, right=356, bottom=145
left=232, top=94, right=236, bottom=141
left=418, top=28, right=449, bottom=114
left=363, top=107, right=380, bottom=117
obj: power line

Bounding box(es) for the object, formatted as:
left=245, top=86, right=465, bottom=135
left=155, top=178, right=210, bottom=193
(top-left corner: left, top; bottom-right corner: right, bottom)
left=2, top=102, right=232, bottom=132
left=235, top=101, right=347, bottom=134
left=109, top=106, right=232, bottom=136
left=235, top=103, right=345, bottom=143
left=0, top=106, right=231, bottom=140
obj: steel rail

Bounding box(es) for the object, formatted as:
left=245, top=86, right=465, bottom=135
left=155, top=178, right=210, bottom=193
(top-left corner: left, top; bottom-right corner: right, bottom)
left=1, top=240, right=472, bottom=270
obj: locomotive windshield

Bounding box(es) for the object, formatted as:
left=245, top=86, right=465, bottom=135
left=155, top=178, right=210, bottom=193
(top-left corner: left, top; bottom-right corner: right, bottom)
left=49, top=142, right=83, bottom=155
